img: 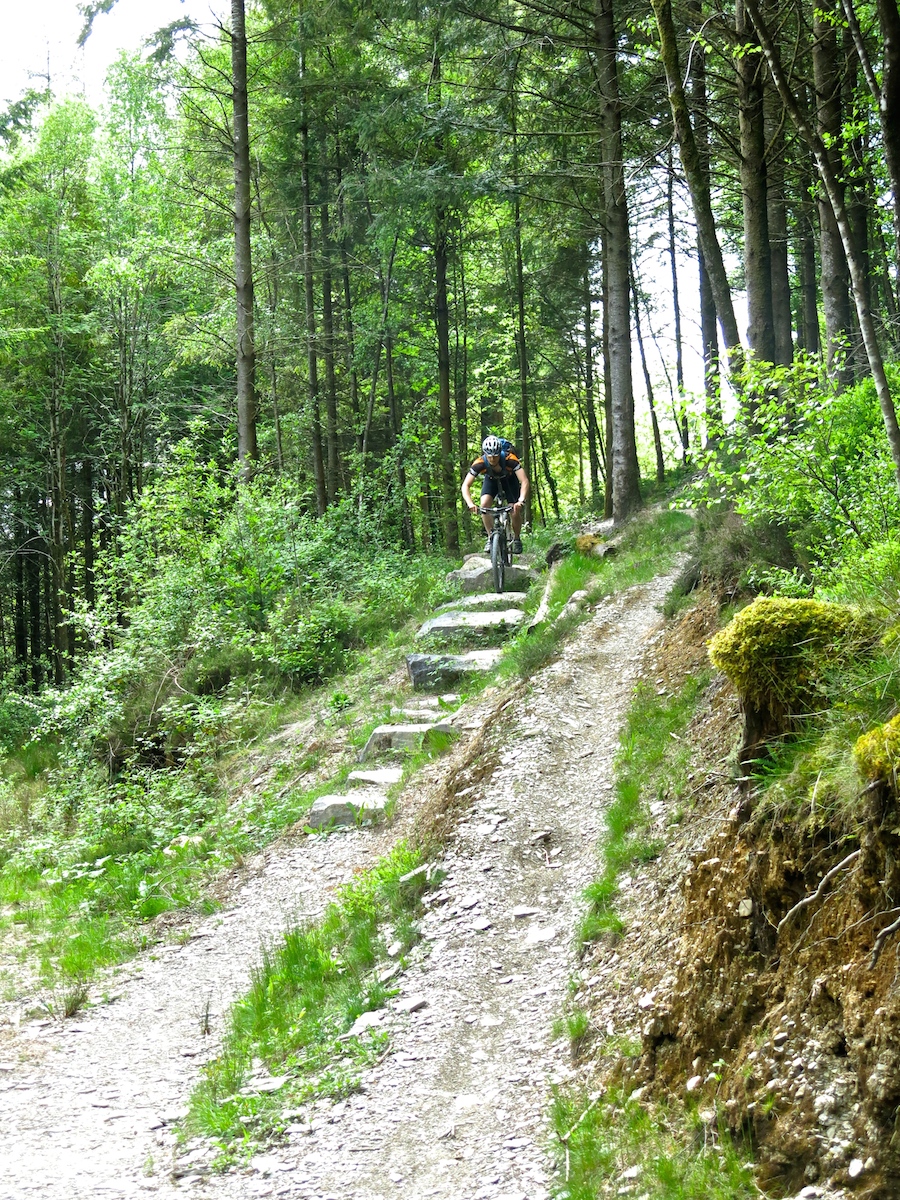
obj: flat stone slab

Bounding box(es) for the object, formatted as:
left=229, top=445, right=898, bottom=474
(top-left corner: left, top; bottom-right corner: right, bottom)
left=447, top=563, right=540, bottom=595
left=307, top=792, right=388, bottom=829
left=359, top=722, right=454, bottom=760
left=406, top=648, right=503, bottom=691
left=417, top=610, right=525, bottom=639
left=347, top=767, right=403, bottom=787
left=438, top=592, right=528, bottom=612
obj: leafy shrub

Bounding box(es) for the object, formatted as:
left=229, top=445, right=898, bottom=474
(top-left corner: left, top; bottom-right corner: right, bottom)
left=688, top=359, right=900, bottom=584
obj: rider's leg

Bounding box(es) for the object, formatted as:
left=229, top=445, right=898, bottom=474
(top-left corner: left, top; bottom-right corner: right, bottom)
left=480, top=492, right=495, bottom=533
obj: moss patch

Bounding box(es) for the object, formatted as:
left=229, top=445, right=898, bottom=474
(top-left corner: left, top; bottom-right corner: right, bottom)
left=855, top=714, right=900, bottom=783
left=709, top=597, right=875, bottom=717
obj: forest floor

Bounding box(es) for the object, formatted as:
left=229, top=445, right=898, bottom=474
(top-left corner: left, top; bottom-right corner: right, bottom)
left=0, top=563, right=682, bottom=1200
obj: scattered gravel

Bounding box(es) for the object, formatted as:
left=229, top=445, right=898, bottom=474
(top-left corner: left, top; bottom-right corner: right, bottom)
left=0, top=564, right=682, bottom=1200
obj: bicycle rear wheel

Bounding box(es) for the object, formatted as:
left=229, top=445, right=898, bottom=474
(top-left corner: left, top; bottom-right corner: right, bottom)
left=491, top=530, right=506, bottom=593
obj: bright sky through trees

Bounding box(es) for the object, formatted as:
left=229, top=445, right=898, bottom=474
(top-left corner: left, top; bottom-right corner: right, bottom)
left=2, top=0, right=224, bottom=106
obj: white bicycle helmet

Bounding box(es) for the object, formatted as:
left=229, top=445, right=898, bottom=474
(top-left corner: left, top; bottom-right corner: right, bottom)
left=482, top=435, right=502, bottom=456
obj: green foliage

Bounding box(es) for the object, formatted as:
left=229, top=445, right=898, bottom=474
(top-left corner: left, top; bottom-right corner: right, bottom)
left=550, top=1090, right=757, bottom=1200
left=708, top=597, right=877, bottom=716
left=187, top=842, right=432, bottom=1147
left=688, top=359, right=900, bottom=582
left=581, top=673, right=709, bottom=944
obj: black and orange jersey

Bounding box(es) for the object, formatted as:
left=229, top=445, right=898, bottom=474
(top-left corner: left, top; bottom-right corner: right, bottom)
left=467, top=448, right=522, bottom=480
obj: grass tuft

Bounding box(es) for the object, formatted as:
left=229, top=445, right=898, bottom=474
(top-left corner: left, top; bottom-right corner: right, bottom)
left=185, top=841, right=435, bottom=1152
left=550, top=1089, right=757, bottom=1199
left=580, top=672, right=710, bottom=944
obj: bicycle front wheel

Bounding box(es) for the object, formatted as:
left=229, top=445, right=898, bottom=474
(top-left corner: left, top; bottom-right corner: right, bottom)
left=491, top=530, right=506, bottom=593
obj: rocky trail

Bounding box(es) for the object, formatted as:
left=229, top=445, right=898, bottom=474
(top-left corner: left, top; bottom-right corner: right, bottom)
left=0, top=555, right=682, bottom=1200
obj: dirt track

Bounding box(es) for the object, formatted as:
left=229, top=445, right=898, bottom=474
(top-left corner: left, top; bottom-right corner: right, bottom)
left=0, top=566, right=681, bottom=1200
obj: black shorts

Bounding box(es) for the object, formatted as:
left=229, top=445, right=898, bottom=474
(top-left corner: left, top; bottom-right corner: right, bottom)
left=481, top=474, right=520, bottom=504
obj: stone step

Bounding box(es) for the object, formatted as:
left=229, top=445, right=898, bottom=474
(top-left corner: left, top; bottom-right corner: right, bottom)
left=307, top=791, right=388, bottom=830
left=347, top=767, right=403, bottom=787
left=406, top=648, right=503, bottom=691
left=447, top=561, right=540, bottom=595
left=359, top=721, right=455, bottom=761
left=438, top=591, right=528, bottom=612
left=417, top=609, right=525, bottom=640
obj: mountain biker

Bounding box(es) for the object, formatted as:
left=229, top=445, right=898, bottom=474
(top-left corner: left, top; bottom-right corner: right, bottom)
left=461, top=435, right=530, bottom=555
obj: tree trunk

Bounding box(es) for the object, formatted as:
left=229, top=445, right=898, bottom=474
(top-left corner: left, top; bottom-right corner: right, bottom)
left=386, top=337, right=414, bottom=548
left=583, top=260, right=602, bottom=508
left=765, top=85, right=793, bottom=365
left=595, top=0, right=641, bottom=522
left=842, top=0, right=900, bottom=271
left=812, top=0, right=854, bottom=378
left=300, top=113, right=327, bottom=516
left=335, top=145, right=362, bottom=454
left=320, top=191, right=340, bottom=504
left=432, top=55, right=460, bottom=556
left=687, top=0, right=721, bottom=414
left=666, top=148, right=688, bottom=459
left=632, top=269, right=666, bottom=482
left=231, top=0, right=258, bottom=475
left=745, top=0, right=900, bottom=493
left=736, top=0, right=776, bottom=365
left=435, top=203, right=460, bottom=555
left=652, top=0, right=742, bottom=362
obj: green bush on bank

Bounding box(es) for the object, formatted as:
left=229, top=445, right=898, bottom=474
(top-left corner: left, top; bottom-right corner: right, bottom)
left=689, top=359, right=900, bottom=594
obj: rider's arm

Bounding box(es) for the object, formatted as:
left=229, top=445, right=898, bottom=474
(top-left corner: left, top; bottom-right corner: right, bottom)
left=514, top=466, right=530, bottom=507
left=461, top=471, right=478, bottom=511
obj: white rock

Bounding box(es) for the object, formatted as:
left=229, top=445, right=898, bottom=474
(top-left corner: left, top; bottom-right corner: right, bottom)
left=511, top=905, right=539, bottom=918
left=848, top=1159, right=864, bottom=1179
left=738, top=898, right=753, bottom=918
left=394, top=996, right=428, bottom=1014
left=686, top=1075, right=702, bottom=1093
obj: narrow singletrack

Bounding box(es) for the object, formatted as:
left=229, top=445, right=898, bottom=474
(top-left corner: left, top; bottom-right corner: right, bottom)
left=0, top=564, right=682, bottom=1200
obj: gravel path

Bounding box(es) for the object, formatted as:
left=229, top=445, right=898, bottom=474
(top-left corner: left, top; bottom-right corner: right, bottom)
left=0, top=566, right=680, bottom=1200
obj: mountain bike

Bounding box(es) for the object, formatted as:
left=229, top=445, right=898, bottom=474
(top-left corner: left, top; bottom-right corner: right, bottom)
left=478, top=503, right=516, bottom=593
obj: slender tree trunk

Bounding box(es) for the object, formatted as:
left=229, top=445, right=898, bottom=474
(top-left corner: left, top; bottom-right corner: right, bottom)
left=583, top=260, right=602, bottom=508
left=335, top=146, right=362, bottom=453
left=231, top=0, right=258, bottom=474
left=532, top=400, right=560, bottom=518
left=300, top=113, right=327, bottom=516
left=765, top=89, right=794, bottom=365
left=666, top=148, right=688, bottom=458
left=13, top=490, right=27, bottom=688
left=26, top=523, right=42, bottom=693
left=653, top=0, right=742, bottom=361
left=746, top=0, right=900, bottom=492
left=386, top=337, right=414, bottom=547
left=432, top=55, right=459, bottom=555
left=595, top=0, right=641, bottom=522
left=687, top=0, right=721, bottom=410
left=632, top=270, right=666, bottom=482
left=602, top=249, right=613, bottom=519
left=81, top=458, right=94, bottom=609
left=509, top=64, right=532, bottom=526
left=435, top=204, right=459, bottom=554
left=320, top=190, right=340, bottom=503
left=812, top=0, right=853, bottom=378
left=797, top=174, right=821, bottom=354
